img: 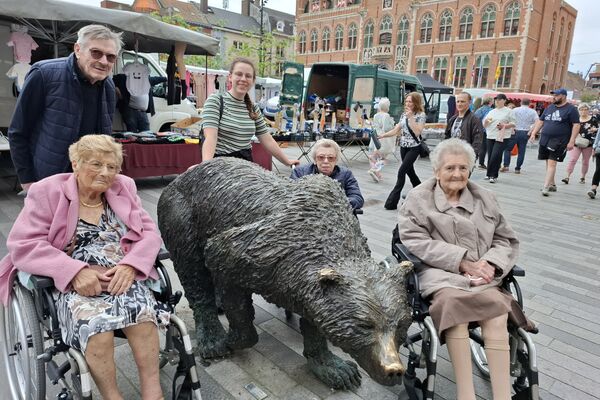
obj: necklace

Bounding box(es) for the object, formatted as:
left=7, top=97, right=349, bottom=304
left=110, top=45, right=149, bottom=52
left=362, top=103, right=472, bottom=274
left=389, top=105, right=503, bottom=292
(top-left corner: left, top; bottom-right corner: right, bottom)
left=79, top=199, right=103, bottom=208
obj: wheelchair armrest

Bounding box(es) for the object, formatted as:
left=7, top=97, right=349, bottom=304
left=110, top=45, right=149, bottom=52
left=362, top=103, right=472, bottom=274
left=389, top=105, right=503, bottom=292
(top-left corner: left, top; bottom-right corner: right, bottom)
left=157, top=247, right=171, bottom=261
left=30, top=275, right=55, bottom=290
left=392, top=242, right=421, bottom=267
left=353, top=208, right=364, bottom=215
left=510, top=265, right=525, bottom=277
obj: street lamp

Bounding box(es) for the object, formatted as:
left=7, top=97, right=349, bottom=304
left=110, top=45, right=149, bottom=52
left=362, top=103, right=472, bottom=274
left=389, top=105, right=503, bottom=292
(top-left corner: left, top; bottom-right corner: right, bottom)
left=259, top=0, right=269, bottom=76
left=356, top=9, right=368, bottom=64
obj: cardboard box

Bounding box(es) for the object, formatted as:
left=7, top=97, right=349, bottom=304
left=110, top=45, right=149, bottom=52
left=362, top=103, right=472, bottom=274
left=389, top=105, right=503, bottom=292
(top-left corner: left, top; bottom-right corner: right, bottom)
left=171, top=117, right=202, bottom=135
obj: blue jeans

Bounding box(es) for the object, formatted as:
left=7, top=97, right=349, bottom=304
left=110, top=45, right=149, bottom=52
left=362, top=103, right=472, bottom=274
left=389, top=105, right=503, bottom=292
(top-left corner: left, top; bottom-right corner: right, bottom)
left=503, top=130, right=529, bottom=170
left=122, top=107, right=150, bottom=133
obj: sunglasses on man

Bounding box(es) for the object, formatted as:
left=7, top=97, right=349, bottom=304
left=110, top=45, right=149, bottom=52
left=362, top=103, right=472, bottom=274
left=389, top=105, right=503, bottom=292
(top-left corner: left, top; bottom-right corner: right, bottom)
left=89, top=48, right=117, bottom=63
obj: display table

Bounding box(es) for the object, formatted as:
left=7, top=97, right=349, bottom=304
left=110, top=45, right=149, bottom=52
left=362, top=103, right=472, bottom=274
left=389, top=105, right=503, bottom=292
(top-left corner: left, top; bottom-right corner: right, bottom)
left=120, top=142, right=271, bottom=178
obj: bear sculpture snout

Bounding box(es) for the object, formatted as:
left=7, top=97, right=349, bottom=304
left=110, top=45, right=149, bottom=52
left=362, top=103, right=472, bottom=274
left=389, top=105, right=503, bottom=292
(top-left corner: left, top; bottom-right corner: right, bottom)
left=383, top=362, right=406, bottom=378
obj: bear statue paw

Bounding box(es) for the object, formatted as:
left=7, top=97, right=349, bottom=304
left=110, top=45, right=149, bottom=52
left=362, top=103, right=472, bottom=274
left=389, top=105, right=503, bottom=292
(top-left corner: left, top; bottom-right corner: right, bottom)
left=307, top=352, right=362, bottom=390
left=195, top=321, right=231, bottom=359
left=226, top=326, right=259, bottom=350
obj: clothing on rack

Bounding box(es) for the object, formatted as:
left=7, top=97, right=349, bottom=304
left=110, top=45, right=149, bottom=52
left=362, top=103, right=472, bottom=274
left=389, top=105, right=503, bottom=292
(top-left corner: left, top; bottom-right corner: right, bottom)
left=166, top=46, right=181, bottom=105
left=7, top=31, right=38, bottom=63
left=6, top=62, right=31, bottom=91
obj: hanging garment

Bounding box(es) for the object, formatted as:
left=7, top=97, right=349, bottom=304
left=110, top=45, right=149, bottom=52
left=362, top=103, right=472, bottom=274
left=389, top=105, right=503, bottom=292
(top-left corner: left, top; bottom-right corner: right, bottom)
left=6, top=62, right=31, bottom=91
left=7, top=31, right=38, bottom=63
left=166, top=46, right=181, bottom=105
left=123, top=62, right=150, bottom=111
left=193, top=73, right=207, bottom=107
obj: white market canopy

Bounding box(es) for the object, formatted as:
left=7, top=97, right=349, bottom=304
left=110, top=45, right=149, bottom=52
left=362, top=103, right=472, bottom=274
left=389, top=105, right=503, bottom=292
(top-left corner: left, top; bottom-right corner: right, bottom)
left=0, top=0, right=219, bottom=56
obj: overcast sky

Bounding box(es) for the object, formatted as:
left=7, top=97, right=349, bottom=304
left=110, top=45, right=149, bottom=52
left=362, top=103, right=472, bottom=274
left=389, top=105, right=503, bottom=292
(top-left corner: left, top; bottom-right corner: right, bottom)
left=65, top=0, right=598, bottom=76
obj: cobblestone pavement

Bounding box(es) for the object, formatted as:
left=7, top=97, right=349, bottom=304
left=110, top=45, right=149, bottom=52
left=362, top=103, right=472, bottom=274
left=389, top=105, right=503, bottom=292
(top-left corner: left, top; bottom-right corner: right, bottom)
left=1, top=142, right=599, bottom=399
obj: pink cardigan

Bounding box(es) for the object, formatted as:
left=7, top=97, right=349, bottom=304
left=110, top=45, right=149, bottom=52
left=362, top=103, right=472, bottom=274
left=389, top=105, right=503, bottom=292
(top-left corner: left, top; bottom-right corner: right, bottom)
left=0, top=173, right=161, bottom=305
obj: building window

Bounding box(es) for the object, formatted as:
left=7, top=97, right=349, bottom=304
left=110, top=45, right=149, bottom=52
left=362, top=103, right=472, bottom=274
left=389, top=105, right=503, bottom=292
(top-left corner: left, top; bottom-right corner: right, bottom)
left=310, top=29, right=318, bottom=52
left=348, top=23, right=358, bottom=49
left=335, top=25, right=344, bottom=51
left=547, top=13, right=557, bottom=53
left=420, top=13, right=433, bottom=43
left=276, top=21, right=285, bottom=32
left=439, top=10, right=453, bottom=42
left=299, top=31, right=306, bottom=54
left=474, top=54, right=490, bottom=87
left=459, top=7, right=473, bottom=40
left=364, top=20, right=374, bottom=48
left=453, top=56, right=468, bottom=87
left=379, top=15, right=393, bottom=45
left=433, top=57, right=448, bottom=83
left=397, top=15, right=409, bottom=45
left=382, top=0, right=392, bottom=9
left=480, top=4, right=496, bottom=38
left=310, top=0, right=320, bottom=13
left=416, top=58, right=428, bottom=74
left=503, top=1, right=520, bottom=36
left=497, top=53, right=514, bottom=87
left=275, top=61, right=284, bottom=77
left=276, top=44, right=285, bottom=58
left=232, top=40, right=243, bottom=50
left=321, top=28, right=331, bottom=52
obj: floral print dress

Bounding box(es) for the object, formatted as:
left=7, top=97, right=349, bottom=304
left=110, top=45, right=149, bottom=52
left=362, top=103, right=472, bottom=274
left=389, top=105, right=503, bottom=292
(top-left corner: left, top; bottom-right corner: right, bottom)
left=56, top=203, right=169, bottom=353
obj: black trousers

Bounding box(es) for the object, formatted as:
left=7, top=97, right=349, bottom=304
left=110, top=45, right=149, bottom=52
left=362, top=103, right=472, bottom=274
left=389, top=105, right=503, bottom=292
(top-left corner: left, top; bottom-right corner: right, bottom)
left=592, top=153, right=600, bottom=186
left=385, top=146, right=421, bottom=209
left=486, top=139, right=507, bottom=179
left=478, top=130, right=488, bottom=166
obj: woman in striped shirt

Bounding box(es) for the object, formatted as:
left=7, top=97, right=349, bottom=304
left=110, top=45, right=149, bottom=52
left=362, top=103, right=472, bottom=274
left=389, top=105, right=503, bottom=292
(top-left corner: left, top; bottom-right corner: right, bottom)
left=201, top=57, right=299, bottom=167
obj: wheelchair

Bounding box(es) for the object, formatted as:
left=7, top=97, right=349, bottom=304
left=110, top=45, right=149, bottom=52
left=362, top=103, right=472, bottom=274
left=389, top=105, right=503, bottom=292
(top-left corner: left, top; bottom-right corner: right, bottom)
left=0, top=250, right=203, bottom=400
left=385, top=233, right=539, bottom=400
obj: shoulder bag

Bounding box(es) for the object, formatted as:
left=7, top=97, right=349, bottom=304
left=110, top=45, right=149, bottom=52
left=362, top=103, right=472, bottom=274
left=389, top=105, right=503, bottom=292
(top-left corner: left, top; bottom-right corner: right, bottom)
left=575, top=135, right=590, bottom=148
left=405, top=118, right=429, bottom=158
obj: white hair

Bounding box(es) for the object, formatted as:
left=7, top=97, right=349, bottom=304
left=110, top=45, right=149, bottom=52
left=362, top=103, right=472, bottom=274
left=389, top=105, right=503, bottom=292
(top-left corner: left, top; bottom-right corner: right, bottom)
left=378, top=97, right=390, bottom=113
left=430, top=138, right=476, bottom=172
left=311, top=139, right=341, bottom=161
left=76, top=24, right=123, bottom=54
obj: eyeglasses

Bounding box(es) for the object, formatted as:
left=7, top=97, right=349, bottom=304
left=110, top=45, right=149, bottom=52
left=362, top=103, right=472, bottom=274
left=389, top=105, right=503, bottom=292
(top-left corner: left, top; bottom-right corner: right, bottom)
left=84, top=160, right=119, bottom=174
left=89, top=48, right=117, bottom=63
left=316, top=155, right=336, bottom=162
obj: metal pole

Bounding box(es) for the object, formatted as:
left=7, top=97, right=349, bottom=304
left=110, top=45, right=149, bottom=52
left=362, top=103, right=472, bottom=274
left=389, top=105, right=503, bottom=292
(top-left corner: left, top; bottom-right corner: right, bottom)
left=259, top=1, right=265, bottom=76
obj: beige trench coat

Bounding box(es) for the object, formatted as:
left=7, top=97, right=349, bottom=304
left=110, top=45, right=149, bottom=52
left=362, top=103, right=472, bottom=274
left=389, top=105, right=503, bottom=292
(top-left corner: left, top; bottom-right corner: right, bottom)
left=397, top=177, right=519, bottom=298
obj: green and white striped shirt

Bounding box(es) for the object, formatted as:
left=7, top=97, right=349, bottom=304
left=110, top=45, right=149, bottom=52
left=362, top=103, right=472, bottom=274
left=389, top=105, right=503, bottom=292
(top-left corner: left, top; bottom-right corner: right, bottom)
left=201, top=92, right=268, bottom=155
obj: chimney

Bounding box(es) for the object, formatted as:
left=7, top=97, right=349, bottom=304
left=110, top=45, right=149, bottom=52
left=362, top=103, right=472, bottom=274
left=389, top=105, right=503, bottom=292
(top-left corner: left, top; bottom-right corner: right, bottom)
left=241, top=0, right=251, bottom=16
left=131, top=0, right=160, bottom=13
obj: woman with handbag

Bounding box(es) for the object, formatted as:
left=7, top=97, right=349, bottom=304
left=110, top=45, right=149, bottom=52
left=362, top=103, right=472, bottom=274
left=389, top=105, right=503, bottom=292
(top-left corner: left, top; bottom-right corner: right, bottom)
left=378, top=92, right=427, bottom=210
left=587, top=123, right=600, bottom=199
left=561, top=103, right=598, bottom=185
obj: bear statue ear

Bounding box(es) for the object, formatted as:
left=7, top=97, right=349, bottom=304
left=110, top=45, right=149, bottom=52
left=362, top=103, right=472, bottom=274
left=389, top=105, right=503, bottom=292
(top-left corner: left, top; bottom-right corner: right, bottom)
left=318, top=268, right=342, bottom=285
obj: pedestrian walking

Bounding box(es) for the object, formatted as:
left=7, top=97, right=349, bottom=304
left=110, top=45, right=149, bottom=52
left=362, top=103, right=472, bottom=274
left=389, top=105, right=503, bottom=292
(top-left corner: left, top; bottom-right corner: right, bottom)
left=501, top=98, right=539, bottom=173
left=483, top=94, right=516, bottom=183
left=368, top=97, right=396, bottom=182
left=474, top=96, right=494, bottom=169
left=560, top=103, right=597, bottom=185
left=379, top=92, right=426, bottom=210
left=529, top=88, right=580, bottom=196
left=444, top=92, right=483, bottom=157
left=588, top=130, right=600, bottom=199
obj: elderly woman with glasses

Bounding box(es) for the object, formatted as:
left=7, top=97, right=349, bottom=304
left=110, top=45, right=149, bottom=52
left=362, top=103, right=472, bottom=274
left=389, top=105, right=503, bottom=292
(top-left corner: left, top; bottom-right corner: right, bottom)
left=397, top=138, right=534, bottom=400
left=290, top=139, right=364, bottom=210
left=0, top=135, right=166, bottom=400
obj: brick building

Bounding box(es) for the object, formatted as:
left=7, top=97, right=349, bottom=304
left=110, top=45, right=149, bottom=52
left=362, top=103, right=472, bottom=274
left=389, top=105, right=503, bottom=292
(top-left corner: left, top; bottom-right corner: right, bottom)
left=295, top=0, right=577, bottom=94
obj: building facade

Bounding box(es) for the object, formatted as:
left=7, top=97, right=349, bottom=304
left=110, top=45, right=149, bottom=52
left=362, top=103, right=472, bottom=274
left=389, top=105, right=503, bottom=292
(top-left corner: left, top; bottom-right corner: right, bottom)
left=295, top=0, right=577, bottom=93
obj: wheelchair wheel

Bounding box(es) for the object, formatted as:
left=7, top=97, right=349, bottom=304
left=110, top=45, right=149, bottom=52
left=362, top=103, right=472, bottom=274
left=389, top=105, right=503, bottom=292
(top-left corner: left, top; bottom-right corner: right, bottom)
left=0, top=285, right=46, bottom=400
left=469, top=327, right=490, bottom=378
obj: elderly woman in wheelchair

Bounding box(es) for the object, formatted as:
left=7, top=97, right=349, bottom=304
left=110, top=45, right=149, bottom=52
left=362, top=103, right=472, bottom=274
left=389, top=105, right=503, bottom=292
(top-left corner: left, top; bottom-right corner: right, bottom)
left=396, top=138, right=536, bottom=400
left=0, top=135, right=169, bottom=400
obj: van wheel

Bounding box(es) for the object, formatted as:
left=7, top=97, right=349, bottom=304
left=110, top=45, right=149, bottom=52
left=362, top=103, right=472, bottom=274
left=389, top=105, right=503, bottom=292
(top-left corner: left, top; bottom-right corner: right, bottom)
left=159, top=123, right=173, bottom=132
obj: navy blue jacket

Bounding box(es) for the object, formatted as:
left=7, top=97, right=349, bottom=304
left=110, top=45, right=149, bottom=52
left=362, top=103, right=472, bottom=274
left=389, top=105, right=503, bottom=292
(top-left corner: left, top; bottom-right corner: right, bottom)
left=8, top=53, right=115, bottom=184
left=290, top=164, right=364, bottom=209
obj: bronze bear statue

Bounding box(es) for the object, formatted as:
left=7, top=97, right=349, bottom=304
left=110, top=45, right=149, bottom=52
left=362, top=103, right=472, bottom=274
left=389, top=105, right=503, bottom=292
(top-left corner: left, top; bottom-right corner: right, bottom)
left=158, top=157, right=413, bottom=390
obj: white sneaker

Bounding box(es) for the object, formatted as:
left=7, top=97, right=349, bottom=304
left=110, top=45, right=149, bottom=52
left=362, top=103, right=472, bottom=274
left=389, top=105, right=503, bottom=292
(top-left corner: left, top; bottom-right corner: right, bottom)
left=489, top=177, right=496, bottom=183
left=368, top=169, right=380, bottom=183
left=541, top=187, right=550, bottom=196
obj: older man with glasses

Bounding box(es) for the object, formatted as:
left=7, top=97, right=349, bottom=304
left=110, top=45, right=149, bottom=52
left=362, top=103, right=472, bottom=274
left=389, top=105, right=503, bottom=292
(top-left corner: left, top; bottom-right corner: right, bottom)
left=291, top=138, right=364, bottom=210
left=9, top=24, right=122, bottom=193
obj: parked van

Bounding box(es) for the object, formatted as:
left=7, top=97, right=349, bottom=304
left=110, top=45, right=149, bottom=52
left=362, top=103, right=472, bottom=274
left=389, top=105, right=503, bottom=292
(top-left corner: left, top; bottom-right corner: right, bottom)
left=0, top=26, right=197, bottom=132
left=279, top=62, right=439, bottom=127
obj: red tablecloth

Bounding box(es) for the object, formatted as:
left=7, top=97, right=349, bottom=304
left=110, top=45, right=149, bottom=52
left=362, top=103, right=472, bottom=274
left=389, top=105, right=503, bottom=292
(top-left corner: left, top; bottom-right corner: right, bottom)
left=121, top=142, right=272, bottom=178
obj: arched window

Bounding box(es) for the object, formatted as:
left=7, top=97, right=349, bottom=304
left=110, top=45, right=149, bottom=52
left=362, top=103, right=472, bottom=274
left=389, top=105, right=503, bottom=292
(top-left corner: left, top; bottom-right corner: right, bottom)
left=433, top=57, right=448, bottom=83
left=322, top=28, right=330, bottom=52
left=503, top=1, right=520, bottom=36
left=397, top=15, right=409, bottom=45
left=474, top=54, right=490, bottom=87
left=364, top=20, right=374, bottom=48
left=497, top=53, right=514, bottom=87
left=348, top=23, right=358, bottom=49
left=382, top=0, right=392, bottom=9
left=420, top=13, right=433, bottom=43
left=299, top=31, right=306, bottom=54
left=439, top=10, right=453, bottom=42
left=310, top=0, right=320, bottom=13
left=459, top=7, right=473, bottom=40
left=416, top=58, right=428, bottom=74
left=379, top=15, right=393, bottom=45
left=310, top=29, right=318, bottom=52
left=453, top=56, right=468, bottom=87
left=480, top=4, right=496, bottom=38
left=335, top=25, right=344, bottom=51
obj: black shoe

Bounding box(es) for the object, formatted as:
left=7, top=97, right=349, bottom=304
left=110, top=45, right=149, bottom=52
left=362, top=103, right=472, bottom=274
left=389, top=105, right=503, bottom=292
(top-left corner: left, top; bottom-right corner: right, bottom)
left=478, top=164, right=487, bottom=169
left=588, top=189, right=597, bottom=199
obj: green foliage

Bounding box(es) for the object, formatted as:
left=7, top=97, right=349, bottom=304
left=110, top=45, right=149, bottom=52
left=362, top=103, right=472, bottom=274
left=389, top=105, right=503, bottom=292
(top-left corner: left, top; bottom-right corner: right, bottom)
left=580, top=90, right=599, bottom=103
